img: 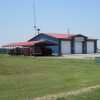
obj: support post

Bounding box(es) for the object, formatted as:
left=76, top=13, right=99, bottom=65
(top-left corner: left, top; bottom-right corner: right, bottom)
left=94, top=40, right=97, bottom=53
left=58, top=39, right=61, bottom=56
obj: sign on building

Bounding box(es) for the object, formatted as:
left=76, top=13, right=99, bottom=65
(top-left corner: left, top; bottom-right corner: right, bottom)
left=75, top=37, right=84, bottom=41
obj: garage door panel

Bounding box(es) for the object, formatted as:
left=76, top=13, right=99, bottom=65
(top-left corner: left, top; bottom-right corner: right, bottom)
left=75, top=42, right=82, bottom=54
left=87, top=42, right=94, bottom=53
left=61, top=41, right=71, bottom=54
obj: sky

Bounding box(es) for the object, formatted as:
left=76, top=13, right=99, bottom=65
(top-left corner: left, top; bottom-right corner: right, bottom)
left=0, top=0, right=100, bottom=48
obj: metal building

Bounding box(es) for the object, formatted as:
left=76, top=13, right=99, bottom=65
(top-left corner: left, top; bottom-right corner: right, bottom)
left=28, top=33, right=98, bottom=56
left=2, top=33, right=98, bottom=56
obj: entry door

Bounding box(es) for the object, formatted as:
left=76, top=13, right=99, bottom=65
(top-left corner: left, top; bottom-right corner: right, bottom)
left=87, top=41, right=94, bottom=53
left=61, top=41, right=71, bottom=54
left=75, top=42, right=82, bottom=54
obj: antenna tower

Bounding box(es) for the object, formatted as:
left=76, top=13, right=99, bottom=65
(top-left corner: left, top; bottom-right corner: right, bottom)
left=33, top=0, right=37, bottom=35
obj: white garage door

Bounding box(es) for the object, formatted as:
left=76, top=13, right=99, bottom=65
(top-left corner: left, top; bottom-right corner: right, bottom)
left=75, top=42, right=82, bottom=54
left=61, top=41, right=71, bottom=54
left=87, top=41, right=94, bottom=54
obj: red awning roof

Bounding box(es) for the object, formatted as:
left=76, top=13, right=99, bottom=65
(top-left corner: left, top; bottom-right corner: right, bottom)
left=2, top=41, right=42, bottom=47
left=2, top=40, right=57, bottom=47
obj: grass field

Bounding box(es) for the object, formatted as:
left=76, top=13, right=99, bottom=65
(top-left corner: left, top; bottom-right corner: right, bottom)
left=0, top=55, right=100, bottom=100
left=56, top=89, right=100, bottom=100
left=56, top=88, right=100, bottom=100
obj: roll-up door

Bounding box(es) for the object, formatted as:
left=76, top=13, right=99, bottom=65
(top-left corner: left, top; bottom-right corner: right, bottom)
left=87, top=41, right=94, bottom=53
left=61, top=41, right=71, bottom=54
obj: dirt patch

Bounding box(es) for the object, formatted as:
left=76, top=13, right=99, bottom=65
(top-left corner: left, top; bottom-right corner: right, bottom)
left=34, top=85, right=100, bottom=100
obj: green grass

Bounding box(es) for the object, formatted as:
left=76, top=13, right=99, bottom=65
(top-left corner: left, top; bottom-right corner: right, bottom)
left=0, top=55, right=100, bottom=100
left=56, top=88, right=100, bottom=100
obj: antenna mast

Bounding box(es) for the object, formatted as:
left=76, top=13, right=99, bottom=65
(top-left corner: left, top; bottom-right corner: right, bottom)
left=68, top=28, right=70, bottom=35
left=33, top=0, right=37, bottom=35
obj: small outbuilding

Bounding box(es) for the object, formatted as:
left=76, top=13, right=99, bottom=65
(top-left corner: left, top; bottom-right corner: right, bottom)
left=2, top=33, right=98, bottom=56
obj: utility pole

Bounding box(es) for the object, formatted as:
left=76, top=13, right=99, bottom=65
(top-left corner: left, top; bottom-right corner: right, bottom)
left=68, top=28, right=70, bottom=35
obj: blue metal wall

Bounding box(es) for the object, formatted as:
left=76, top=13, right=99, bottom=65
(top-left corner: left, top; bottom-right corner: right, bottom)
left=30, top=34, right=60, bottom=55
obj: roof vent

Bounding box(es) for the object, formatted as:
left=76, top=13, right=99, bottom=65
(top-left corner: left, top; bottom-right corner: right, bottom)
left=37, top=29, right=40, bottom=34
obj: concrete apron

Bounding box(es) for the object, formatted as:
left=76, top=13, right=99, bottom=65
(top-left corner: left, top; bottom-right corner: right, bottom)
left=60, top=54, right=100, bottom=59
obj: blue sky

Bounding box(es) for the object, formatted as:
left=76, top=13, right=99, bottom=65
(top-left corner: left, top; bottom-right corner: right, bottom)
left=0, top=0, right=100, bottom=47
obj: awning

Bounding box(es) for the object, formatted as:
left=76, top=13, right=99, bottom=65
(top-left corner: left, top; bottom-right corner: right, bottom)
left=2, top=40, right=57, bottom=47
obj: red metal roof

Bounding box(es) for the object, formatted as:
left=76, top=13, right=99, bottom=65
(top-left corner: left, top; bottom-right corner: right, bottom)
left=44, top=33, right=76, bottom=39
left=87, top=36, right=98, bottom=40
left=2, top=33, right=97, bottom=47
left=2, top=40, right=57, bottom=47
left=44, top=33, right=97, bottom=40
left=2, top=41, right=43, bottom=47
